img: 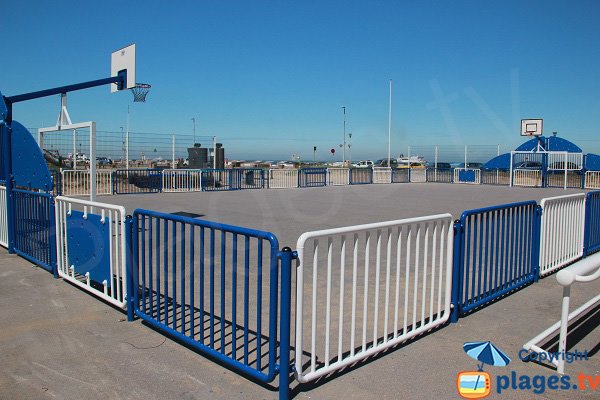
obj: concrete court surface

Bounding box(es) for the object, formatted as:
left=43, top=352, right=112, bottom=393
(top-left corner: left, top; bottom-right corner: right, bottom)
left=1, top=183, right=599, bottom=400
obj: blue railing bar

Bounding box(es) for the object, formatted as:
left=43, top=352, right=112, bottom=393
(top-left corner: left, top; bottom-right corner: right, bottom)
left=133, top=215, right=141, bottom=316
left=244, top=236, right=250, bottom=365
left=462, top=275, right=534, bottom=313
left=171, top=220, right=177, bottom=330
left=163, top=219, right=169, bottom=325
left=450, top=220, right=462, bottom=322
left=459, top=200, right=538, bottom=220
left=210, top=228, right=215, bottom=348
left=142, top=215, right=148, bottom=314
left=133, top=209, right=278, bottom=245
left=268, top=236, right=280, bottom=371
left=180, top=222, right=186, bottom=334
left=256, top=239, right=263, bottom=370
left=126, top=216, right=134, bottom=321
left=278, top=247, right=295, bottom=400
left=190, top=227, right=196, bottom=340
left=155, top=217, right=161, bottom=321
left=199, top=227, right=205, bottom=342
left=232, top=233, right=238, bottom=359
left=221, top=230, right=226, bottom=354
left=5, top=73, right=125, bottom=104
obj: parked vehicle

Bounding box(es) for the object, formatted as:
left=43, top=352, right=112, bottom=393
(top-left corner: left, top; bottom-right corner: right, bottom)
left=374, top=158, right=398, bottom=168
left=353, top=160, right=373, bottom=168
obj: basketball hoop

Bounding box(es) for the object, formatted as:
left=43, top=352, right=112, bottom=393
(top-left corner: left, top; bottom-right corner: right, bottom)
left=131, top=83, right=151, bottom=102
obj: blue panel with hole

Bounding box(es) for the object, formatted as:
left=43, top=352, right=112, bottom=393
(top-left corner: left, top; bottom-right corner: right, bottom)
left=66, top=210, right=111, bottom=287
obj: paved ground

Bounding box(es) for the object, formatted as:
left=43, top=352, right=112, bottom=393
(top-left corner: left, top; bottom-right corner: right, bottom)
left=1, top=183, right=599, bottom=399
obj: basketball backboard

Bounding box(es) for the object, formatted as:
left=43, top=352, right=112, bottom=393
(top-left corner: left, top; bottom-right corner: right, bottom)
left=520, top=118, right=543, bottom=136
left=111, top=44, right=136, bottom=93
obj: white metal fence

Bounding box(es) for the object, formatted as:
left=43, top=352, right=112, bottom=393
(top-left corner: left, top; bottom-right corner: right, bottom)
left=539, top=193, right=585, bottom=277
left=409, top=168, right=426, bottom=183
left=268, top=169, right=298, bottom=189
left=547, top=152, right=583, bottom=170
left=295, top=214, right=454, bottom=383
left=62, top=169, right=113, bottom=196
left=513, top=169, right=542, bottom=187
left=372, top=167, right=392, bottom=184
left=162, top=169, right=203, bottom=192
left=523, top=251, right=600, bottom=374
left=55, top=196, right=128, bottom=308
left=0, top=185, right=7, bottom=248
left=585, top=171, right=600, bottom=189
left=453, top=168, right=481, bottom=184
left=327, top=168, right=349, bottom=186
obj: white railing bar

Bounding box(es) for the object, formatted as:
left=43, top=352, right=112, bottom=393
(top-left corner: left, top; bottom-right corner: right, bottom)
left=338, top=235, right=346, bottom=361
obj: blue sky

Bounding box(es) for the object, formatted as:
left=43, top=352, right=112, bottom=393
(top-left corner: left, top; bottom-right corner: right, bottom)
left=2, top=0, right=599, bottom=161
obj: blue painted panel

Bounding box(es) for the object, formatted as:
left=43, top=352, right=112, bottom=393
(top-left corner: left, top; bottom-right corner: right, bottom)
left=483, top=153, right=510, bottom=170
left=67, top=210, right=112, bottom=287
left=11, top=120, right=52, bottom=191
left=458, top=169, right=476, bottom=182
left=0, top=91, right=8, bottom=121
left=515, top=136, right=583, bottom=153
left=585, top=154, right=600, bottom=171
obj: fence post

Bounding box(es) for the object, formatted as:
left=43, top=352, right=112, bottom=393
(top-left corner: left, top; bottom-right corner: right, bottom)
left=532, top=205, right=542, bottom=282
left=125, top=215, right=135, bottom=322
left=450, top=219, right=463, bottom=323
left=583, top=193, right=591, bottom=256
left=278, top=247, right=295, bottom=400
left=49, top=196, right=58, bottom=279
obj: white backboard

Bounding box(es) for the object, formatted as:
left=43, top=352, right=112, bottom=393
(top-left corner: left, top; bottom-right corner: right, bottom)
left=111, top=44, right=136, bottom=93
left=520, top=118, right=543, bottom=136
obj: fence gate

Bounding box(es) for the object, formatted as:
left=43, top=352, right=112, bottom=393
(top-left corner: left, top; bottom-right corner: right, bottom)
left=372, top=167, right=392, bottom=184
left=452, top=201, right=540, bottom=319
left=327, top=168, right=349, bottom=185
left=13, top=189, right=56, bottom=274
left=295, top=214, right=454, bottom=383
left=268, top=169, right=298, bottom=189
left=114, top=169, right=162, bottom=194
left=453, top=168, right=480, bottom=184
left=162, top=169, right=203, bottom=193
left=539, top=194, right=585, bottom=276
left=299, top=168, right=327, bottom=187
left=131, top=209, right=288, bottom=387
left=55, top=196, right=128, bottom=308
left=409, top=168, right=426, bottom=183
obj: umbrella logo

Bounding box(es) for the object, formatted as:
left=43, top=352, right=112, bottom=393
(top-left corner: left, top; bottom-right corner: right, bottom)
left=457, top=341, right=511, bottom=399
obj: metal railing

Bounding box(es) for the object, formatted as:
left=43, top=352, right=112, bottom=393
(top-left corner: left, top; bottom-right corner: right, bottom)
left=131, top=209, right=286, bottom=386
left=584, top=171, right=600, bottom=189
left=409, top=168, right=426, bottom=183
left=539, top=194, right=585, bottom=277
left=299, top=168, right=327, bottom=187
left=426, top=168, right=453, bottom=183
left=453, top=168, right=481, bottom=184
left=268, top=169, right=298, bottom=189
left=546, top=171, right=583, bottom=189
left=523, top=251, right=600, bottom=374
left=162, top=169, right=203, bottom=193
left=13, top=189, right=56, bottom=275
left=327, top=168, right=349, bottom=186
left=295, top=214, right=454, bottom=383
left=584, top=191, right=600, bottom=256
left=349, top=168, right=372, bottom=185
left=481, top=169, right=510, bottom=186
left=201, top=169, right=233, bottom=191
left=114, top=169, right=163, bottom=194
left=452, top=201, right=540, bottom=319
left=234, top=168, right=265, bottom=190
left=391, top=168, right=410, bottom=183
left=55, top=196, right=128, bottom=308
left=0, top=185, right=7, bottom=247
left=372, top=167, right=392, bottom=184
left=513, top=169, right=542, bottom=187
left=61, top=169, right=113, bottom=196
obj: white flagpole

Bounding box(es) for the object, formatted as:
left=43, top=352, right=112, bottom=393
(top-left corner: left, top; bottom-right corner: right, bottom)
left=388, top=79, right=392, bottom=167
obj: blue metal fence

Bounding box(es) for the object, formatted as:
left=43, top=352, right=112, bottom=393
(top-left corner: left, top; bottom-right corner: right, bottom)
left=451, top=201, right=540, bottom=320
left=114, top=169, right=162, bottom=194
left=131, top=209, right=291, bottom=394
left=298, top=168, right=327, bottom=187
left=13, top=189, right=57, bottom=276
left=234, top=168, right=265, bottom=190
left=391, top=168, right=410, bottom=183
left=584, top=190, right=600, bottom=256
left=349, top=168, right=372, bottom=184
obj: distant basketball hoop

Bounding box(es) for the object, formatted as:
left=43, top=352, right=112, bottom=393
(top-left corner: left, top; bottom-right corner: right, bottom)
left=520, top=118, right=543, bottom=137
left=131, top=83, right=151, bottom=102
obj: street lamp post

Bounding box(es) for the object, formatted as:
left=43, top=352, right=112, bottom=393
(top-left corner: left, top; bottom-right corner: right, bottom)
left=341, top=106, right=346, bottom=164
left=348, top=133, right=352, bottom=165
left=192, top=117, right=196, bottom=145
